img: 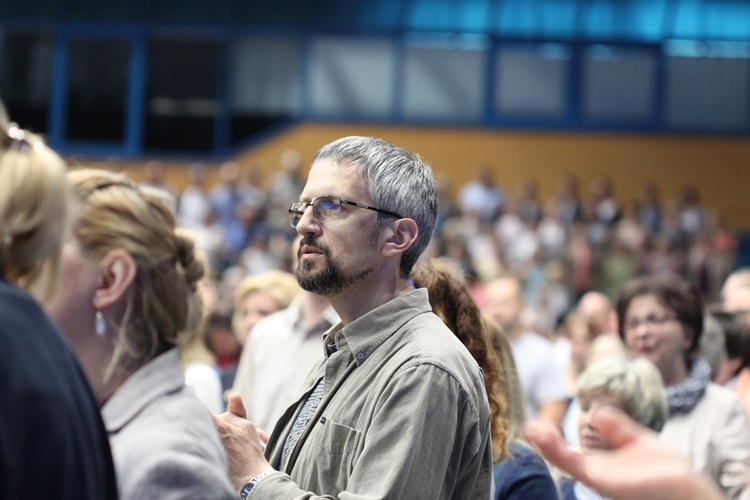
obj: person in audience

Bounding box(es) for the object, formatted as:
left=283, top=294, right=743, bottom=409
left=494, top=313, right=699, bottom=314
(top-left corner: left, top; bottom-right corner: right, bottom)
left=701, top=310, right=750, bottom=389
left=484, top=315, right=560, bottom=499
left=177, top=162, right=211, bottom=229
left=720, top=268, right=750, bottom=416
left=576, top=291, right=618, bottom=336
left=699, top=310, right=725, bottom=382
left=204, top=310, right=243, bottom=400
left=483, top=274, right=569, bottom=424
left=457, top=164, right=507, bottom=224
left=559, top=355, right=669, bottom=500
left=551, top=173, right=581, bottom=229
left=562, top=311, right=600, bottom=396
left=559, top=311, right=614, bottom=445
left=42, top=168, right=234, bottom=499
left=232, top=269, right=299, bottom=344
left=723, top=267, right=750, bottom=326
left=214, top=136, right=493, bottom=498
left=181, top=313, right=224, bottom=414
left=560, top=334, right=630, bottom=446
left=265, top=149, right=307, bottom=232
left=617, top=272, right=750, bottom=498
left=635, top=180, right=662, bottom=236
left=0, top=101, right=118, bottom=499
left=526, top=406, right=725, bottom=500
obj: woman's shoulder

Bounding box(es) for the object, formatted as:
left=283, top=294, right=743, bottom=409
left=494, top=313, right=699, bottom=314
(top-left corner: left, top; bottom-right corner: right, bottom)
left=697, top=383, right=747, bottom=420
left=111, top=382, right=233, bottom=499
left=494, top=441, right=559, bottom=499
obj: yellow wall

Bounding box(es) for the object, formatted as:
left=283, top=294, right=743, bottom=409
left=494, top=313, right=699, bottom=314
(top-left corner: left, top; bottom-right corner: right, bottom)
left=235, top=123, right=750, bottom=229
left=85, top=122, right=750, bottom=229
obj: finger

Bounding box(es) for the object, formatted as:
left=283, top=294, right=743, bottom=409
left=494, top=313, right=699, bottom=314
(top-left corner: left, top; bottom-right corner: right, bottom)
left=227, top=392, right=247, bottom=419
left=524, top=420, right=587, bottom=480
left=593, top=406, right=656, bottom=449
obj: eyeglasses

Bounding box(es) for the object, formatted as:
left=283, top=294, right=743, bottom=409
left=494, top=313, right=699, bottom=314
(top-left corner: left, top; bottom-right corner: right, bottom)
left=289, top=195, right=402, bottom=228
left=624, top=314, right=678, bottom=331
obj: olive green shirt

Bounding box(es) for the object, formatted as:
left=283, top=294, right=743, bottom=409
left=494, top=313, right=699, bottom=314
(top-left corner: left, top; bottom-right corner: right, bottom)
left=253, top=288, right=493, bottom=499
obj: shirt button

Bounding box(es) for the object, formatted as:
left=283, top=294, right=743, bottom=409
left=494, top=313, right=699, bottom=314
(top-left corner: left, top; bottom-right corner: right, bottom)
left=356, top=352, right=365, bottom=361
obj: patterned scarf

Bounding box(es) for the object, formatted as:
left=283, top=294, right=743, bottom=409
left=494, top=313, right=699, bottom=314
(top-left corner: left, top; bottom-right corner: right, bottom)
left=666, top=357, right=711, bottom=415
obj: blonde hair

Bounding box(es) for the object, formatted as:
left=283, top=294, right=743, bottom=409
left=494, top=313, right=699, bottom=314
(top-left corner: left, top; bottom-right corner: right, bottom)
left=577, top=356, right=668, bottom=432
left=0, top=99, right=69, bottom=295
left=68, top=168, right=204, bottom=379
left=232, top=269, right=299, bottom=335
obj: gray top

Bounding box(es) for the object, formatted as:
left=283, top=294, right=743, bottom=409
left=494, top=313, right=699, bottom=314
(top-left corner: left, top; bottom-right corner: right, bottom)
left=102, top=348, right=235, bottom=500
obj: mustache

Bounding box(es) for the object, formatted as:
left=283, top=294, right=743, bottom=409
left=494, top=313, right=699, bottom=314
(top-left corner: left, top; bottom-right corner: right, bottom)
left=297, top=237, right=329, bottom=259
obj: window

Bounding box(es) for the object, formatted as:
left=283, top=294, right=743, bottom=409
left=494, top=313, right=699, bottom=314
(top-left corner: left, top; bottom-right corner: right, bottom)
left=0, top=31, right=53, bottom=133
left=145, top=36, right=219, bottom=151
left=67, top=38, right=129, bottom=142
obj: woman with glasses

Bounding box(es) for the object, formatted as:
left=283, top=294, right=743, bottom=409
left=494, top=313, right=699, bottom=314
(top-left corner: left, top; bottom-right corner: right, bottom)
left=617, top=272, right=750, bottom=499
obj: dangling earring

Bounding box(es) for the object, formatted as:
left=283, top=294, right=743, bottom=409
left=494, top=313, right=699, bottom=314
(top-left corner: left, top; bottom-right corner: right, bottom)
left=95, top=311, right=106, bottom=337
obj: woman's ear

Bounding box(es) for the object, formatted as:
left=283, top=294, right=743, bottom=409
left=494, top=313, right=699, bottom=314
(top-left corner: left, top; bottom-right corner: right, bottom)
left=382, top=218, right=419, bottom=258
left=92, top=249, right=137, bottom=310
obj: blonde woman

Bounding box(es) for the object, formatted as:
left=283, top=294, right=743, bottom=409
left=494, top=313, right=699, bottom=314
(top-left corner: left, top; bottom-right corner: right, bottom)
left=43, top=168, right=234, bottom=499
left=559, top=355, right=668, bottom=499
left=0, top=103, right=117, bottom=498
left=232, top=269, right=299, bottom=343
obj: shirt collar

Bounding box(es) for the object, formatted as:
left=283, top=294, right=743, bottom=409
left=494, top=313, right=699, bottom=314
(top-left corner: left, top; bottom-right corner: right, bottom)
left=328, top=288, right=432, bottom=366
left=101, top=348, right=184, bottom=432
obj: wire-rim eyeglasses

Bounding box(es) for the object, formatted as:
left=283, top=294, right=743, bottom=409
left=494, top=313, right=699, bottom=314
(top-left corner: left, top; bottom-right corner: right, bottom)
left=288, top=195, right=402, bottom=228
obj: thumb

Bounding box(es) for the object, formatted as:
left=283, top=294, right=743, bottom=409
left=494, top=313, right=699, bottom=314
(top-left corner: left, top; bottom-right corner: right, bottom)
left=257, top=428, right=271, bottom=445
left=227, top=392, right=247, bottom=419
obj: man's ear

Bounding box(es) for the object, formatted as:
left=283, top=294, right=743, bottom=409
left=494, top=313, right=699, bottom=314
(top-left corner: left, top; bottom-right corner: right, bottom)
left=382, top=218, right=419, bottom=258
left=92, top=249, right=137, bottom=310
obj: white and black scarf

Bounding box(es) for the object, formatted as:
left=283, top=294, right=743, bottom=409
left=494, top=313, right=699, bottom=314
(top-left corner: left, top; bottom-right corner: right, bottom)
left=666, top=357, right=711, bottom=415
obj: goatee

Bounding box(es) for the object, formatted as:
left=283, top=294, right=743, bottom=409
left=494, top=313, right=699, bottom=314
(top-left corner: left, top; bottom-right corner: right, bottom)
left=296, top=238, right=374, bottom=296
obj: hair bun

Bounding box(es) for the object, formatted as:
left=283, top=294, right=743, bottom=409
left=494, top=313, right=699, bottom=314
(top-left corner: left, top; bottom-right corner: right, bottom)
left=174, top=228, right=204, bottom=292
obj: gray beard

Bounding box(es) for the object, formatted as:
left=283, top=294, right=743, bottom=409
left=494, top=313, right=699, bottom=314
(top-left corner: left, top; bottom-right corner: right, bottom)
left=296, top=253, right=374, bottom=296
left=296, top=225, right=381, bottom=296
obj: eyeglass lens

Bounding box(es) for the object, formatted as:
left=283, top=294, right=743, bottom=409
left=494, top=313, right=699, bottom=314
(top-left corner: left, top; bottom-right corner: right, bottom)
left=289, top=197, right=343, bottom=228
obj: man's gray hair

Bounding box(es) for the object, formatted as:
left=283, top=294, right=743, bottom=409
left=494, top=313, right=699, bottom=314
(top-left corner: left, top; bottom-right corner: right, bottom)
left=313, top=136, right=438, bottom=276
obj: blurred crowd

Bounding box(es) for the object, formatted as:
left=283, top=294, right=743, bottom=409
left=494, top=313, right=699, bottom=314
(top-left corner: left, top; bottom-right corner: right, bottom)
left=155, top=155, right=741, bottom=337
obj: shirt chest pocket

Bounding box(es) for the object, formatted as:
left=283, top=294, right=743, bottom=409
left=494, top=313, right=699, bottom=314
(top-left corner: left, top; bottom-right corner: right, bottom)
left=308, top=416, right=362, bottom=488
